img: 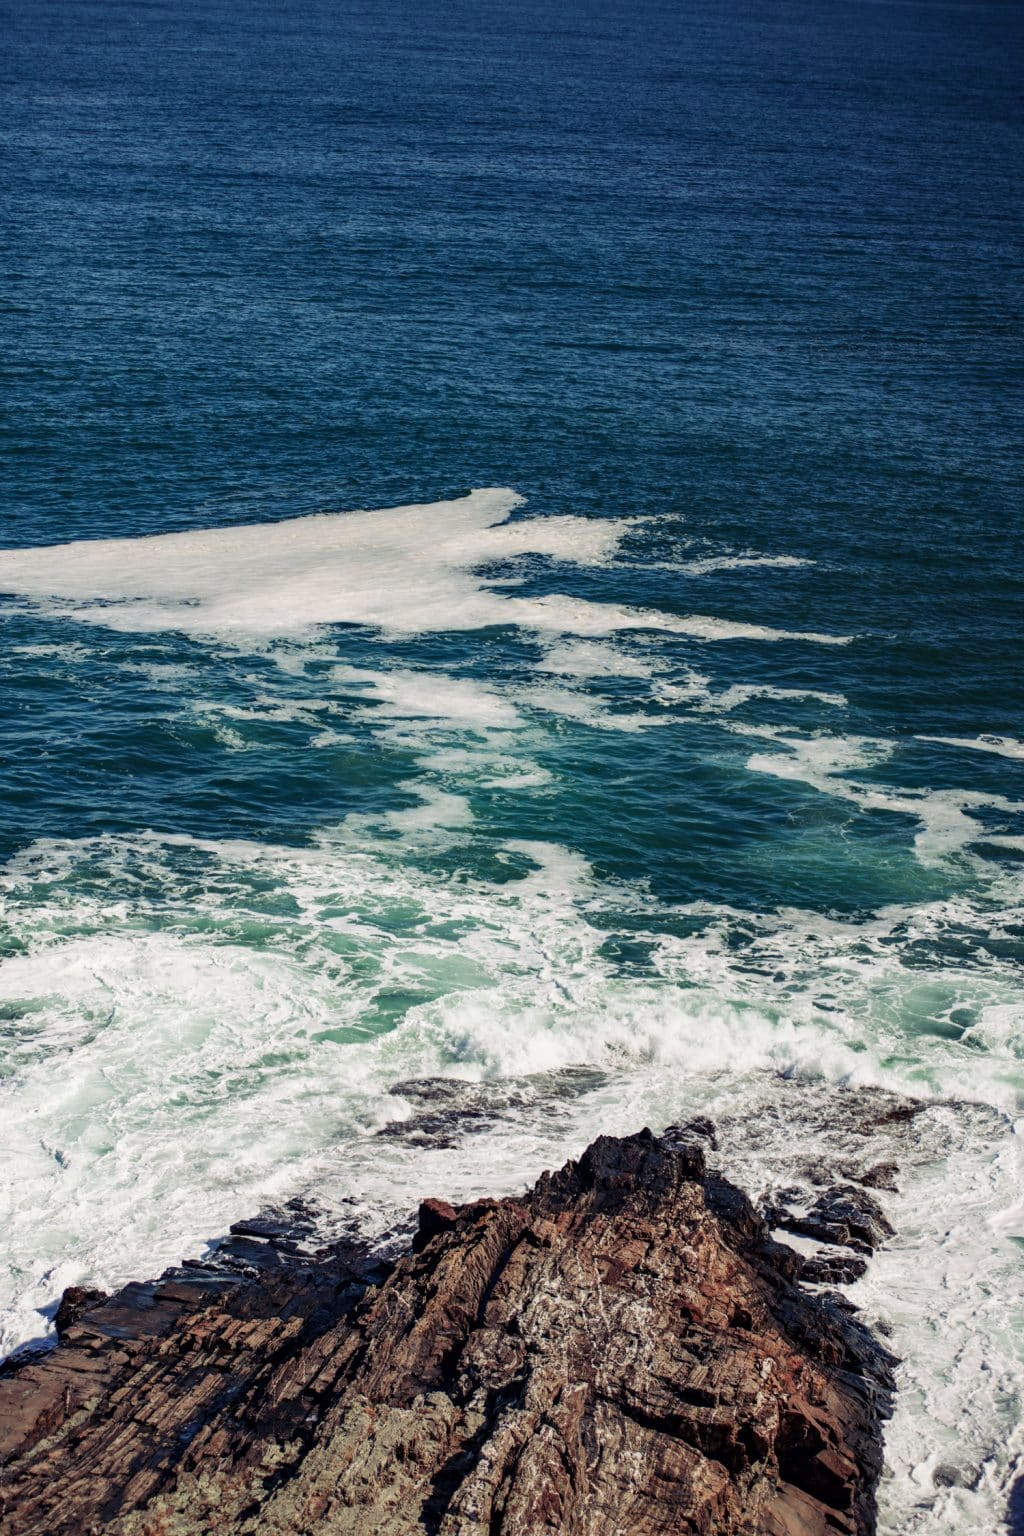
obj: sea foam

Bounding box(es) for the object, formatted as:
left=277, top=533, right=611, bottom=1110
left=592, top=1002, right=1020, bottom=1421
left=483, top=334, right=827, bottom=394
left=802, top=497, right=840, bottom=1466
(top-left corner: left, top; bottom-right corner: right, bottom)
left=745, top=731, right=1024, bottom=866
left=1, top=822, right=1022, bottom=1534
left=0, top=489, right=850, bottom=646
left=918, top=734, right=1024, bottom=762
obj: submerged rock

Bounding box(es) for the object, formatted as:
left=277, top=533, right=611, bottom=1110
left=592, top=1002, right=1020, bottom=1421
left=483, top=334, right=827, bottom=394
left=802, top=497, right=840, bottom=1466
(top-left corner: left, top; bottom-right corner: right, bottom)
left=0, top=1128, right=895, bottom=1535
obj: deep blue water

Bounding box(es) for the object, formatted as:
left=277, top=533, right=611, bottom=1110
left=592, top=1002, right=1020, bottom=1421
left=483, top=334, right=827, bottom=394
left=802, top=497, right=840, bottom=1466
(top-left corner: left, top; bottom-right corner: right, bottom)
left=1, top=1, right=1023, bottom=1527
left=3, top=0, right=1023, bottom=876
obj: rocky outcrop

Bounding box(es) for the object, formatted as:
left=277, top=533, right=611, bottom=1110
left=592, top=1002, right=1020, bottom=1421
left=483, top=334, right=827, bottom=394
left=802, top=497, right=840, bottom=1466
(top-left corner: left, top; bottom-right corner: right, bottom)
left=0, top=1128, right=895, bottom=1535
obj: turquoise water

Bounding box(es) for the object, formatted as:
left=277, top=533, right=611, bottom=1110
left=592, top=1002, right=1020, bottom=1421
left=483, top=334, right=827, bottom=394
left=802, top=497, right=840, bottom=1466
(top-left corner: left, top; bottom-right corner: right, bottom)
left=1, top=1, right=1022, bottom=1529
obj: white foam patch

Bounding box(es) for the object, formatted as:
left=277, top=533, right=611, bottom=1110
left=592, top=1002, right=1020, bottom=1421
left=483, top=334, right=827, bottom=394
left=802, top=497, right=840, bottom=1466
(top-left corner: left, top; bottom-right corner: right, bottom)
left=328, top=656, right=670, bottom=746
left=745, top=732, right=1024, bottom=866
left=674, top=553, right=814, bottom=576
left=188, top=696, right=343, bottom=750
left=8, top=641, right=95, bottom=662
left=412, top=750, right=553, bottom=791
left=324, top=663, right=563, bottom=781
left=197, top=697, right=328, bottom=728
left=508, top=593, right=850, bottom=645
left=709, top=682, right=848, bottom=712
left=529, top=643, right=723, bottom=729
left=918, top=735, right=1024, bottom=762
left=534, top=638, right=657, bottom=679
left=616, top=551, right=814, bottom=576
left=330, top=665, right=523, bottom=730
left=383, top=785, right=476, bottom=835
left=511, top=683, right=665, bottom=734
left=0, top=490, right=850, bottom=646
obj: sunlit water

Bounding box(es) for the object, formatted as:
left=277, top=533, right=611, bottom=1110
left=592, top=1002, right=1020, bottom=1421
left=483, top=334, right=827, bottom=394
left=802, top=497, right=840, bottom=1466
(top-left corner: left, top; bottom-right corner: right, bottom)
left=2, top=1, right=1022, bottom=1530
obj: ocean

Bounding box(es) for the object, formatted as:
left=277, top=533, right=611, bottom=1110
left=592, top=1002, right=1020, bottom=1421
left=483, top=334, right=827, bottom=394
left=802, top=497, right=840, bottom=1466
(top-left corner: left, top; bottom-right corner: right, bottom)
left=1, top=0, right=1022, bottom=1529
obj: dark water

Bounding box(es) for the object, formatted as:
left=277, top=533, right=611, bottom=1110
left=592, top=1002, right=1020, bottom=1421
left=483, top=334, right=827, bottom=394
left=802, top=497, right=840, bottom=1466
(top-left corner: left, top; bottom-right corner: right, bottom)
left=1, top=1, right=1022, bottom=1527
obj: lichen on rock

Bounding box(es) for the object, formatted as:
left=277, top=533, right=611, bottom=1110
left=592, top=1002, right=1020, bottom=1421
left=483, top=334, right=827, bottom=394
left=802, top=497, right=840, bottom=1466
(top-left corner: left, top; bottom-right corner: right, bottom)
left=0, top=1127, right=895, bottom=1535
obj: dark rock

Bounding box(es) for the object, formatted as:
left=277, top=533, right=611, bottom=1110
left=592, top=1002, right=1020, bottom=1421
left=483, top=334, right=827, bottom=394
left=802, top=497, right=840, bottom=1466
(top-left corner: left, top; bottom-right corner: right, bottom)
left=770, top=1184, right=895, bottom=1256
left=0, top=1129, right=894, bottom=1536
left=378, top=1066, right=609, bottom=1148
left=933, top=1462, right=982, bottom=1491
left=1006, top=1469, right=1024, bottom=1534
left=413, top=1196, right=458, bottom=1252
left=857, top=1162, right=900, bottom=1192
left=664, top=1114, right=719, bottom=1150
left=52, top=1285, right=108, bottom=1338
left=800, top=1253, right=870, bottom=1285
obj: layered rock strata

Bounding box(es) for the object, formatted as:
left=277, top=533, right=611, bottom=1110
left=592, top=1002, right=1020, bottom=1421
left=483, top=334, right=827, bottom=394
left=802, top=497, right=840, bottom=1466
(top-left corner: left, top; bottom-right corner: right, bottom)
left=0, top=1127, right=895, bottom=1535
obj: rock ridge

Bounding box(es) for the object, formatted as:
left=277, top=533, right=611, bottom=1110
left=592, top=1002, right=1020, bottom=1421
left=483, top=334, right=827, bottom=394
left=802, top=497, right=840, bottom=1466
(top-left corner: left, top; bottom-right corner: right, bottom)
left=0, top=1126, right=895, bottom=1535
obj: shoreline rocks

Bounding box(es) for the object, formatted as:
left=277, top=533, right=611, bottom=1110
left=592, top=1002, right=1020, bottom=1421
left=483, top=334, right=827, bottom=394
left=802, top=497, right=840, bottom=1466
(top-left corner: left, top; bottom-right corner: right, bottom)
left=0, top=1127, right=896, bottom=1535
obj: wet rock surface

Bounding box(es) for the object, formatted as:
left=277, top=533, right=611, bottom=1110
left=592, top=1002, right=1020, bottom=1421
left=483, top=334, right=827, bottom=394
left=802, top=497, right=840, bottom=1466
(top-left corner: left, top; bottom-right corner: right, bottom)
left=767, top=1185, right=895, bottom=1257
left=0, top=1126, right=895, bottom=1536
left=376, top=1065, right=609, bottom=1148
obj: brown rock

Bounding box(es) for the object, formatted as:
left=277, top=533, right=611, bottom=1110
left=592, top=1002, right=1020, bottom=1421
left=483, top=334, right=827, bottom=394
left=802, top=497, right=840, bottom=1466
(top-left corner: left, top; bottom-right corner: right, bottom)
left=413, top=1196, right=459, bottom=1251
left=53, top=1285, right=109, bottom=1338
left=0, top=1129, right=895, bottom=1535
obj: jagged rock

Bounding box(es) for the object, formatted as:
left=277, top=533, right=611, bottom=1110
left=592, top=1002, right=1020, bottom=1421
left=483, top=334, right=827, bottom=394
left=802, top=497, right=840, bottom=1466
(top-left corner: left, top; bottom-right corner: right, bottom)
left=664, top=1115, right=719, bottom=1151
left=413, top=1196, right=458, bottom=1251
left=52, top=1285, right=109, bottom=1338
left=855, top=1163, right=899, bottom=1193
left=798, top=1253, right=869, bottom=1286
left=769, top=1184, right=895, bottom=1256
left=377, top=1066, right=609, bottom=1148
left=0, top=1129, right=895, bottom=1535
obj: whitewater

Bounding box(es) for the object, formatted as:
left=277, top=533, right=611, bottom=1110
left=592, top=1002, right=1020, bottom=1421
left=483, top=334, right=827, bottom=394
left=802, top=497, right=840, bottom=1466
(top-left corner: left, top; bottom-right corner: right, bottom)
left=0, top=490, right=1022, bottom=1534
